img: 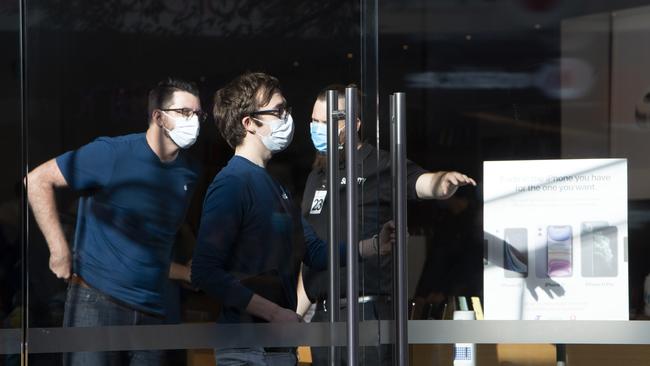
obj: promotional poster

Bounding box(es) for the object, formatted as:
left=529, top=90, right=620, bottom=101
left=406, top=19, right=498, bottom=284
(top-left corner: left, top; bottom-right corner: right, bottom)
left=483, top=159, right=628, bottom=320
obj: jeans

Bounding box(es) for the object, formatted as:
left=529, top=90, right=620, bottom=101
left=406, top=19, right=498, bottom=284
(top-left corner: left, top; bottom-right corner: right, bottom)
left=62, top=283, right=164, bottom=366
left=214, top=347, right=297, bottom=366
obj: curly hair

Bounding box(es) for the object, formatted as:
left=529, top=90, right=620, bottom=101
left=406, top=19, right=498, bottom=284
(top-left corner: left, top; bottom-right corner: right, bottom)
left=213, top=72, right=280, bottom=149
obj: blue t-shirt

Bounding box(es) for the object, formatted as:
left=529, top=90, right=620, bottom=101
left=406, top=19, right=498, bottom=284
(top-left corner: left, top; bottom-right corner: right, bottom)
left=56, top=133, right=199, bottom=315
left=192, top=155, right=331, bottom=323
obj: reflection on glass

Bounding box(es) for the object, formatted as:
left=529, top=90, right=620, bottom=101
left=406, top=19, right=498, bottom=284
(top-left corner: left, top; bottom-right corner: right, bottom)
left=503, top=228, right=528, bottom=278
left=11, top=0, right=650, bottom=363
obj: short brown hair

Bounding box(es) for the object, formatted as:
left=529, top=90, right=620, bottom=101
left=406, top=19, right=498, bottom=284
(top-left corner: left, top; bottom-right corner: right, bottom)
left=213, top=72, right=280, bottom=148
left=148, top=77, right=199, bottom=121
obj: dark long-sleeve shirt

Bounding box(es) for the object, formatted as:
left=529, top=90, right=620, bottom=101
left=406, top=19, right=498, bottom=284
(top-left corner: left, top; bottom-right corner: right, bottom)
left=192, top=155, right=331, bottom=323
left=301, top=143, right=426, bottom=301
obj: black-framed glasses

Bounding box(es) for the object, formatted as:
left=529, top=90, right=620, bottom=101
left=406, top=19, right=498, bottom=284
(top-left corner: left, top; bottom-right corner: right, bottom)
left=160, top=108, right=208, bottom=122
left=249, top=106, right=292, bottom=121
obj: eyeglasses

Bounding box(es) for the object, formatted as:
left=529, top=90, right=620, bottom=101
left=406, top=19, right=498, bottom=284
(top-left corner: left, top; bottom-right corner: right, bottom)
left=249, top=106, right=292, bottom=121
left=160, top=108, right=208, bottom=122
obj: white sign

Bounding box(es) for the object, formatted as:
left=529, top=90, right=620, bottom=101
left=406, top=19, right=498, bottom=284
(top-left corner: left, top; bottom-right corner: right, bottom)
left=483, top=159, right=628, bottom=320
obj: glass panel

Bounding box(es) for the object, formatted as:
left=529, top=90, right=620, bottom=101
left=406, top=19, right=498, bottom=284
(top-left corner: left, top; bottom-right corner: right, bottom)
left=378, top=0, right=650, bottom=358
left=0, top=0, right=23, bottom=363
left=23, top=0, right=370, bottom=365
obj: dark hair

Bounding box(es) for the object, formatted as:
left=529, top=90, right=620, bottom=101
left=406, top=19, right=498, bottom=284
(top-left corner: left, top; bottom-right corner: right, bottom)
left=147, top=77, right=199, bottom=121
left=213, top=72, right=280, bottom=149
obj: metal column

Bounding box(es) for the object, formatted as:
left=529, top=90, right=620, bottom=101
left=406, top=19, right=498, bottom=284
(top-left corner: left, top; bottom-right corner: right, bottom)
left=326, top=90, right=342, bottom=366
left=345, top=86, right=359, bottom=366
left=391, top=92, right=409, bottom=366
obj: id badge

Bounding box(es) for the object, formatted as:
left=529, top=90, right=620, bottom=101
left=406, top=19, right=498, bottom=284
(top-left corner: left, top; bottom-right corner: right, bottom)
left=309, top=190, right=327, bottom=214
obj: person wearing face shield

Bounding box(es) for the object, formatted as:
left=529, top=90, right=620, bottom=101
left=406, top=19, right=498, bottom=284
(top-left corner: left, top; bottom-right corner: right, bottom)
left=191, top=72, right=395, bottom=366
left=26, top=77, right=203, bottom=366
left=299, top=84, right=477, bottom=366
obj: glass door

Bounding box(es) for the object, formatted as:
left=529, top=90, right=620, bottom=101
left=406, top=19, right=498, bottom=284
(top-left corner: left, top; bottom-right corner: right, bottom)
left=0, top=0, right=23, bottom=364
left=19, top=0, right=383, bottom=365
left=378, top=1, right=650, bottom=365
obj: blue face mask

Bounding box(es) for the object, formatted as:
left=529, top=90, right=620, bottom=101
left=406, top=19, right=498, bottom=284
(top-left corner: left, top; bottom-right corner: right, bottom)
left=310, top=122, right=328, bottom=153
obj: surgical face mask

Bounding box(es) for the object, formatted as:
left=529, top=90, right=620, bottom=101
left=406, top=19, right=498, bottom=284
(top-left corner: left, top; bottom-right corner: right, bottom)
left=162, top=111, right=200, bottom=149
left=310, top=122, right=327, bottom=153
left=254, top=114, right=294, bottom=153
left=309, top=121, right=344, bottom=153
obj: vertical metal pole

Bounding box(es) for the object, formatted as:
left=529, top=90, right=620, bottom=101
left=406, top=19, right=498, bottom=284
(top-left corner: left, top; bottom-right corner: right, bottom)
left=345, top=87, right=359, bottom=366
left=390, top=94, right=397, bottom=222
left=393, top=92, right=409, bottom=366
left=390, top=95, right=398, bottom=352
left=326, top=90, right=341, bottom=366
left=556, top=344, right=567, bottom=366
left=19, top=0, right=29, bottom=365
left=390, top=95, right=399, bottom=366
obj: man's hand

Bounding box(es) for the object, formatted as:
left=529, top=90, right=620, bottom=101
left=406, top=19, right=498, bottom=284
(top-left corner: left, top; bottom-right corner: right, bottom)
left=246, top=294, right=302, bottom=322
left=378, top=220, right=396, bottom=256
left=359, top=220, right=396, bottom=258
left=415, top=171, right=476, bottom=200
left=269, top=307, right=303, bottom=323
left=169, top=260, right=193, bottom=284
left=432, top=171, right=476, bottom=200
left=49, top=250, right=71, bottom=280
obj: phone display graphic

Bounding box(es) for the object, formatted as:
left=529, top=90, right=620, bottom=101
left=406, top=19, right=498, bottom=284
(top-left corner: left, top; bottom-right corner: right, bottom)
left=581, top=222, right=618, bottom=277
left=503, top=228, right=528, bottom=278
left=535, top=227, right=548, bottom=279
left=547, top=225, right=572, bottom=277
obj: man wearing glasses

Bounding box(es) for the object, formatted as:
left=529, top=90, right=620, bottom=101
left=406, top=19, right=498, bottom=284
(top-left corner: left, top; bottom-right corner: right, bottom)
left=192, top=72, right=394, bottom=366
left=26, top=77, right=204, bottom=365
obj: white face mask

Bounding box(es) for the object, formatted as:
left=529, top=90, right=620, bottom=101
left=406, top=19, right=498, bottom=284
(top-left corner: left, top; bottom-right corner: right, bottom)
left=162, top=111, right=200, bottom=149
left=254, top=114, right=294, bottom=153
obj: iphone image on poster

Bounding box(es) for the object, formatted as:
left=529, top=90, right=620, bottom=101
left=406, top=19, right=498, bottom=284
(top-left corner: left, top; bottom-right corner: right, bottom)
left=547, top=225, right=572, bottom=277
left=581, top=222, right=618, bottom=277
left=503, top=228, right=528, bottom=278
left=535, top=226, right=548, bottom=279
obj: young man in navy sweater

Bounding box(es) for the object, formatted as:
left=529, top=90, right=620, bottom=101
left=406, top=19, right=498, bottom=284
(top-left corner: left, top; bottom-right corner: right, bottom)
left=192, top=72, right=393, bottom=366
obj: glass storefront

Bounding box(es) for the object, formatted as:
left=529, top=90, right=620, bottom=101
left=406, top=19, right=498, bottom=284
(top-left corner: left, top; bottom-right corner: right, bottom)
left=1, top=0, right=650, bottom=365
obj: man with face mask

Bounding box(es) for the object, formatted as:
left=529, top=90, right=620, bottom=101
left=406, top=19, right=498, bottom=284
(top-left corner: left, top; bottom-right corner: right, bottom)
left=191, top=72, right=395, bottom=366
left=26, top=77, right=202, bottom=366
left=300, top=84, right=477, bottom=365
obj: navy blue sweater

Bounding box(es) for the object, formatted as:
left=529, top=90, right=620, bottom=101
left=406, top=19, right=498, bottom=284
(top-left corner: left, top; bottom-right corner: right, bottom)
left=192, top=156, right=332, bottom=323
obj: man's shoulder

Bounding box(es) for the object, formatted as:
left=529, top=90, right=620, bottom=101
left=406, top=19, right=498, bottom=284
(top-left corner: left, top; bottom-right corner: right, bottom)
left=209, top=167, right=249, bottom=192
left=97, top=132, right=143, bottom=144
left=88, top=133, right=144, bottom=152
left=360, top=143, right=391, bottom=168
left=203, top=169, right=251, bottom=209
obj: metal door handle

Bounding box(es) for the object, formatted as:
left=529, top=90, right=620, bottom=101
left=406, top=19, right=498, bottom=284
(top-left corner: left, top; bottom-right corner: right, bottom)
left=326, top=90, right=341, bottom=366
left=391, top=92, right=409, bottom=366
left=345, top=86, right=359, bottom=366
